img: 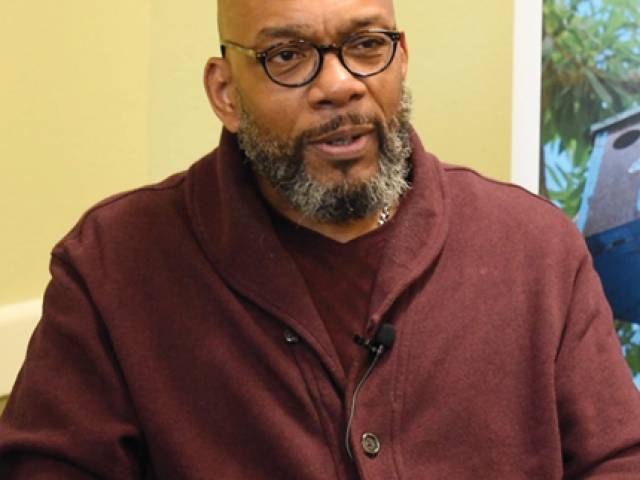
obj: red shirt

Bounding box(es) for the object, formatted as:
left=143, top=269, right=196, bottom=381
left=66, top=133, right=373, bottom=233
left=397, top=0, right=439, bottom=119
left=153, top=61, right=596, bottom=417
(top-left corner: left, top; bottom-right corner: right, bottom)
left=272, top=212, right=392, bottom=371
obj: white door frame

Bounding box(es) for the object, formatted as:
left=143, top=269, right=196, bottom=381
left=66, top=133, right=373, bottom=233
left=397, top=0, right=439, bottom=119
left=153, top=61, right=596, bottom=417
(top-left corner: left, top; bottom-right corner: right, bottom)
left=511, top=0, right=543, bottom=193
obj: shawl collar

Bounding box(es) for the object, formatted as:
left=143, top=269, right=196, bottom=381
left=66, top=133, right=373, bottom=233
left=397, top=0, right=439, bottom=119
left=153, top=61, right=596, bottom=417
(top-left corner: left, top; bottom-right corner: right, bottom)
left=186, top=129, right=449, bottom=379
left=367, top=131, right=449, bottom=335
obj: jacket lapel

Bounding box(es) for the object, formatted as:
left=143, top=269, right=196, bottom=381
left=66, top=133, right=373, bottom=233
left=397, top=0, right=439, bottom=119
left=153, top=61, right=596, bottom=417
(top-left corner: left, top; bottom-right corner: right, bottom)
left=186, top=129, right=345, bottom=382
left=366, top=131, right=449, bottom=336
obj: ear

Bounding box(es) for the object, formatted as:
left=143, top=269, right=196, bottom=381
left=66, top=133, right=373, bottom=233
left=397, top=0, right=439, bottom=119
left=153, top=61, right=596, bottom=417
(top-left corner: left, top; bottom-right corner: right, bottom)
left=398, top=31, right=409, bottom=80
left=204, top=57, right=241, bottom=132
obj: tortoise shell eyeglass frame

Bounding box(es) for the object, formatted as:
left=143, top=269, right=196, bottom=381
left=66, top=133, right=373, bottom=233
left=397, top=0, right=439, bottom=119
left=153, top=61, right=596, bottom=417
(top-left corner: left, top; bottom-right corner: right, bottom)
left=219, top=29, right=402, bottom=88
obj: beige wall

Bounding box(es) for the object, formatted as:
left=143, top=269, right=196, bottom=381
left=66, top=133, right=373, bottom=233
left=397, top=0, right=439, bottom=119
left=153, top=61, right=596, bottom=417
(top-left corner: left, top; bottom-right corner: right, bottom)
left=398, top=1, right=514, bottom=180
left=0, top=1, right=151, bottom=306
left=0, top=1, right=515, bottom=393
left=150, top=0, right=220, bottom=180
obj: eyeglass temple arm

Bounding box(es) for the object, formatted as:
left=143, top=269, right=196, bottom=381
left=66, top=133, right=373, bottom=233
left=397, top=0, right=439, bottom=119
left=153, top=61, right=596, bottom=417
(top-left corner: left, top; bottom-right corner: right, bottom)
left=220, top=41, right=257, bottom=59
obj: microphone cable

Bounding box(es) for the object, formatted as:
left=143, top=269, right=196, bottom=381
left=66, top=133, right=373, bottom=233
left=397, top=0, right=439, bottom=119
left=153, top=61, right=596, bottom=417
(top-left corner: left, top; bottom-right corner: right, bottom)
left=345, top=324, right=396, bottom=460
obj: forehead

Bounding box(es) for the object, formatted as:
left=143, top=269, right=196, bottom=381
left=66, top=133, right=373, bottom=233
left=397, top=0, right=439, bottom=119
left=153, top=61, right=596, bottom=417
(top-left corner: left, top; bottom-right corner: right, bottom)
left=221, top=0, right=396, bottom=42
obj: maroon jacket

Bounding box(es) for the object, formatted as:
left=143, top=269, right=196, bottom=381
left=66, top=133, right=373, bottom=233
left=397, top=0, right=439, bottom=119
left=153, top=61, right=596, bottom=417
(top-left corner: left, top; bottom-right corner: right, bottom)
left=1, top=130, right=639, bottom=479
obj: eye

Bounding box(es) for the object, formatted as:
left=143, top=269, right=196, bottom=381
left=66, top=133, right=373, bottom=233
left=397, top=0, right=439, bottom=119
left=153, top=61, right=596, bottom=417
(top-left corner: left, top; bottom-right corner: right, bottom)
left=345, top=34, right=389, bottom=58
left=267, top=43, right=309, bottom=65
left=350, top=35, right=387, bottom=50
left=274, top=50, right=300, bottom=62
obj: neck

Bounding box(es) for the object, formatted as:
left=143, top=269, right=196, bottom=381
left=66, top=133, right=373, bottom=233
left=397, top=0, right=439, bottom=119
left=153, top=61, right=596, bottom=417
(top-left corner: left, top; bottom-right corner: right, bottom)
left=255, top=175, right=390, bottom=244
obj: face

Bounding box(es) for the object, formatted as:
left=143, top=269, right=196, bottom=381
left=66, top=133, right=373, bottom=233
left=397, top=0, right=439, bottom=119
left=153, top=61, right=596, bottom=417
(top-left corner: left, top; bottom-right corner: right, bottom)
left=208, top=0, right=412, bottom=223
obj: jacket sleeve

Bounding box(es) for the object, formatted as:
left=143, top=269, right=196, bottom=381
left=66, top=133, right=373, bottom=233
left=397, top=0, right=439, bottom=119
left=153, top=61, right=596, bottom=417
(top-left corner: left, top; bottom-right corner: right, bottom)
left=555, top=253, right=640, bottom=478
left=0, top=253, right=147, bottom=479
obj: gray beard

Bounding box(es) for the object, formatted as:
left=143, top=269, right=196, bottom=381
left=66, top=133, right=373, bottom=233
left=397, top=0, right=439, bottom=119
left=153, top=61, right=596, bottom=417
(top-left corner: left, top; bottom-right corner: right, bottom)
left=236, top=87, right=413, bottom=224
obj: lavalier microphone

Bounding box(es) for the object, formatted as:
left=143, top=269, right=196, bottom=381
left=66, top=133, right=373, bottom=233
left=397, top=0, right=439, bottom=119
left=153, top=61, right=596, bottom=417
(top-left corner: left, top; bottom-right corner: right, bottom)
left=353, top=323, right=396, bottom=355
left=346, top=323, right=396, bottom=460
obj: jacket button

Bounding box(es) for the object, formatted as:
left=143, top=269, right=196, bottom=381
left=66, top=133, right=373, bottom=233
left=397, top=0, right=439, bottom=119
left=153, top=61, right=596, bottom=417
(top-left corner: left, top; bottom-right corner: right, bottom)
left=361, top=433, right=381, bottom=457
left=283, top=329, right=300, bottom=344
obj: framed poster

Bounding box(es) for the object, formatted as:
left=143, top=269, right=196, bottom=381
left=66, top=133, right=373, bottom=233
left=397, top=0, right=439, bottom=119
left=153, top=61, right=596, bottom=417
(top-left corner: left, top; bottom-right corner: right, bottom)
left=539, top=0, right=640, bottom=383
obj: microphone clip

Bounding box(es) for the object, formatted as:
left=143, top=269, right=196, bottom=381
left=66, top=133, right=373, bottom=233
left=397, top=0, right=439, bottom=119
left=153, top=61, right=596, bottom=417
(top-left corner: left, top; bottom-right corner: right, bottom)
left=354, top=324, right=395, bottom=356
left=353, top=334, right=382, bottom=355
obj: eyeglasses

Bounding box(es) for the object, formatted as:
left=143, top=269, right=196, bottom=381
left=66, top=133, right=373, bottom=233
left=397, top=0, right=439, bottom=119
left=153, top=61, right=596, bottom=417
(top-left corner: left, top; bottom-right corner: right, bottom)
left=220, top=29, right=401, bottom=88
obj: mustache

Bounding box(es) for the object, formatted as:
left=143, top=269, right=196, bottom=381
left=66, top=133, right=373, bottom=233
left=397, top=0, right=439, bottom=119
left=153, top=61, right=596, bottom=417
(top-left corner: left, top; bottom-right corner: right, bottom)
left=299, top=114, right=381, bottom=145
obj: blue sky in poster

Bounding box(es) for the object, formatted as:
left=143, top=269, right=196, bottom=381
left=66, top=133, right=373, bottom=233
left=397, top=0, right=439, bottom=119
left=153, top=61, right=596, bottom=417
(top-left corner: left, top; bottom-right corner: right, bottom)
left=543, top=140, right=574, bottom=203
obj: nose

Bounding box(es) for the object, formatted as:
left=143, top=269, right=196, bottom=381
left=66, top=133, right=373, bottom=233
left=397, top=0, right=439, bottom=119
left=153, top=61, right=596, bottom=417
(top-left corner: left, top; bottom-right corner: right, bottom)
left=306, top=51, right=366, bottom=110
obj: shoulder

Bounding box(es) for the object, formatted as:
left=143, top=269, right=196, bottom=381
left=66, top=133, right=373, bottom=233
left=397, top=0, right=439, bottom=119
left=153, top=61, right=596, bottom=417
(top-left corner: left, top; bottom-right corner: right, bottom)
left=443, top=164, right=557, bottom=217
left=53, top=170, right=190, bottom=264
left=441, top=163, right=588, bottom=265
left=443, top=163, right=573, bottom=230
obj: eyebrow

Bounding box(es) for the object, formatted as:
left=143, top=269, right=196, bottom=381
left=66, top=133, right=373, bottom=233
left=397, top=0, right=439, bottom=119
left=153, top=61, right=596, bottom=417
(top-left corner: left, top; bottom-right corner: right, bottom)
left=345, top=15, right=395, bottom=32
left=254, top=15, right=395, bottom=43
left=255, top=24, right=316, bottom=42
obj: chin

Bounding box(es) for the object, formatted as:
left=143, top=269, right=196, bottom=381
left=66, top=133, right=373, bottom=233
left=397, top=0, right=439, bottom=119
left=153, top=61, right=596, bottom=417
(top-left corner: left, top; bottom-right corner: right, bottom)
left=304, top=154, right=380, bottom=186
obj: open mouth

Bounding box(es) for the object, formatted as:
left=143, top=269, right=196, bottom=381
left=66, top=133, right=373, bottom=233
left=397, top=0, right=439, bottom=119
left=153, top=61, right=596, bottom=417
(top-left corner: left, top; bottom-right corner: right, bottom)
left=323, top=133, right=366, bottom=146
left=310, top=126, right=375, bottom=148
left=305, top=125, right=377, bottom=161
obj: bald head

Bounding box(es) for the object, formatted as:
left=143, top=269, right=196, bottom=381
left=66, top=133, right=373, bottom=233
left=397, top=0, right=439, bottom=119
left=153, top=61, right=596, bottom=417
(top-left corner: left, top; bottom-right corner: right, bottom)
left=216, top=0, right=234, bottom=41
left=217, top=0, right=397, bottom=44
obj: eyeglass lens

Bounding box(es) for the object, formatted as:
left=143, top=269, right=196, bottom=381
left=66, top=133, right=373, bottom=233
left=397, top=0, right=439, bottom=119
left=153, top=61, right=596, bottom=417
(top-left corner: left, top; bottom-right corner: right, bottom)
left=265, top=32, right=395, bottom=86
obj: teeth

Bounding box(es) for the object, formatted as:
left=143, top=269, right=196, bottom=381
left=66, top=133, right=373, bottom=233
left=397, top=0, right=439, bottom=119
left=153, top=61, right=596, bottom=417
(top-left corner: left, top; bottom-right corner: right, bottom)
left=328, top=136, right=355, bottom=146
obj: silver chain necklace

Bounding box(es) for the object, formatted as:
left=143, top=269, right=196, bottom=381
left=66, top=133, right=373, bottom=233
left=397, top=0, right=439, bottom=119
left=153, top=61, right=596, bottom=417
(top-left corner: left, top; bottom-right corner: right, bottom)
left=378, top=205, right=391, bottom=226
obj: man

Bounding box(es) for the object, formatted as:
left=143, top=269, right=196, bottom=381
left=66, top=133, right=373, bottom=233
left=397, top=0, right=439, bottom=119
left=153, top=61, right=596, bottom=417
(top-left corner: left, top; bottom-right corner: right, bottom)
left=1, top=0, right=639, bottom=478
